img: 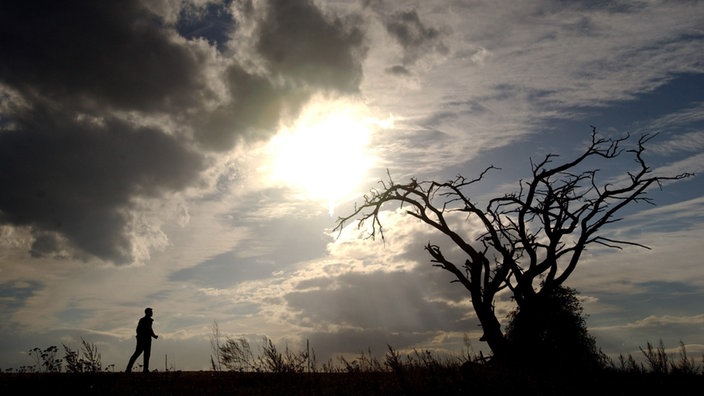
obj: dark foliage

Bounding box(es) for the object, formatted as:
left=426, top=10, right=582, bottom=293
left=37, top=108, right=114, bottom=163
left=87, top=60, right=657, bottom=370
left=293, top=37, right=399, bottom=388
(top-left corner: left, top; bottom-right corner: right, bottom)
left=503, top=285, right=607, bottom=372
left=63, top=338, right=102, bottom=373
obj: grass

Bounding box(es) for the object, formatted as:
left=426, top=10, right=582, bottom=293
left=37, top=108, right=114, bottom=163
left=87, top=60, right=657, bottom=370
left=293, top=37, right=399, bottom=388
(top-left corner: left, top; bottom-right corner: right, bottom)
left=0, top=342, right=704, bottom=396
left=4, top=339, right=703, bottom=395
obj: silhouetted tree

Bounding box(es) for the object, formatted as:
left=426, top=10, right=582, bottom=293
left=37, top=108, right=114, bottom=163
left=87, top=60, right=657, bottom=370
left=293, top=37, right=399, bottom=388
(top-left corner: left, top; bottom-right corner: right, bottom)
left=334, top=130, right=692, bottom=363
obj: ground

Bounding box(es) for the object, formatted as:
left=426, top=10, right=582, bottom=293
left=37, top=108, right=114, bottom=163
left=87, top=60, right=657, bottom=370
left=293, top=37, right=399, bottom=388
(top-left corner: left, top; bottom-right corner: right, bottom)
left=1, top=370, right=703, bottom=395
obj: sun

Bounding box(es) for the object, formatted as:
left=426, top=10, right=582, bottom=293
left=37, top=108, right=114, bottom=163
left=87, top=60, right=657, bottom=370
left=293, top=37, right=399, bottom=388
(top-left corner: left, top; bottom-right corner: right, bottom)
left=263, top=98, right=388, bottom=215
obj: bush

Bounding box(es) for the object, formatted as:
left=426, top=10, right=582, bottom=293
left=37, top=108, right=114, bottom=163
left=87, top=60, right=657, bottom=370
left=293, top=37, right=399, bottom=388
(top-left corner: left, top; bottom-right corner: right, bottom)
left=504, top=285, right=607, bottom=372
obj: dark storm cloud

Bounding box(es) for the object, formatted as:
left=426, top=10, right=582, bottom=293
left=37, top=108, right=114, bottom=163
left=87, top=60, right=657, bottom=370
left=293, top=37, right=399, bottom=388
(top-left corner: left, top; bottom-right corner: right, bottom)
left=195, top=0, right=367, bottom=149
left=194, top=66, right=285, bottom=150
left=0, top=0, right=367, bottom=263
left=381, top=9, right=448, bottom=68
left=0, top=0, right=212, bottom=113
left=0, top=0, right=209, bottom=263
left=256, top=0, right=366, bottom=93
left=0, top=107, right=205, bottom=263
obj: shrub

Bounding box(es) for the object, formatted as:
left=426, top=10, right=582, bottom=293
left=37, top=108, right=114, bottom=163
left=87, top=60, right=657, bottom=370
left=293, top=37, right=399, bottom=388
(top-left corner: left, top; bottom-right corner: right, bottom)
left=28, top=346, right=62, bottom=373
left=504, top=285, right=607, bottom=372
left=63, top=338, right=102, bottom=373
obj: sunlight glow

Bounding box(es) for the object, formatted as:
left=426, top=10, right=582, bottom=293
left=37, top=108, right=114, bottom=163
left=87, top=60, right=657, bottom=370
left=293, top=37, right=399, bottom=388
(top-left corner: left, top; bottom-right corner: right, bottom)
left=264, top=98, right=389, bottom=215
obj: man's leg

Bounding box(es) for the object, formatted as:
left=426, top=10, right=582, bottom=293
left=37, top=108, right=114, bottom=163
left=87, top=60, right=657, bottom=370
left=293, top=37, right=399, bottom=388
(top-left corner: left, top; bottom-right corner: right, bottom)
left=142, top=343, right=151, bottom=373
left=126, top=344, right=144, bottom=372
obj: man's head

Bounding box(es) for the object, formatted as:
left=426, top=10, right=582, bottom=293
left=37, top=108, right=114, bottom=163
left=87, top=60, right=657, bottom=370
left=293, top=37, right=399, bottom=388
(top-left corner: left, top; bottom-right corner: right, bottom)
left=145, top=307, right=153, bottom=316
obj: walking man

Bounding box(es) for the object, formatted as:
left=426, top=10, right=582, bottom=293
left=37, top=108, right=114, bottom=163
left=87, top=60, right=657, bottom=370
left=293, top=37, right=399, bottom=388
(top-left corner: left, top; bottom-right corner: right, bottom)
left=126, top=307, right=158, bottom=373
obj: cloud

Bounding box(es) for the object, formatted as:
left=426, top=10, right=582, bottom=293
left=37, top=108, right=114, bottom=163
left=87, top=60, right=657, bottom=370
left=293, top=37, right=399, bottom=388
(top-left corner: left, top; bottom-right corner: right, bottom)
left=623, top=196, right=704, bottom=231
left=590, top=312, right=704, bottom=358
left=357, top=1, right=704, bottom=179
left=177, top=0, right=235, bottom=52
left=194, top=0, right=367, bottom=148
left=259, top=208, right=511, bottom=358
left=647, top=102, right=704, bottom=135
left=625, top=314, right=704, bottom=330
left=0, top=109, right=205, bottom=264
left=381, top=9, right=448, bottom=67
left=0, top=0, right=215, bottom=113
left=0, top=0, right=368, bottom=264
left=0, top=280, right=43, bottom=320
left=169, top=212, right=330, bottom=288
left=285, top=270, right=475, bottom=333
left=255, top=0, right=366, bottom=92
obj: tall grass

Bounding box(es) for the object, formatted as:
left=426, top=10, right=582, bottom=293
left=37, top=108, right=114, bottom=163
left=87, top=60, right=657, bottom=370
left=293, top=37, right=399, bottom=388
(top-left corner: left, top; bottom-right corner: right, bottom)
left=616, top=339, right=702, bottom=375
left=4, top=335, right=702, bottom=377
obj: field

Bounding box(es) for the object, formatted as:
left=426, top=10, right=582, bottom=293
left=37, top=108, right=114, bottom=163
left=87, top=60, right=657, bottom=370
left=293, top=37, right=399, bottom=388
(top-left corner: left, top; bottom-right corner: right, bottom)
left=2, top=369, right=703, bottom=396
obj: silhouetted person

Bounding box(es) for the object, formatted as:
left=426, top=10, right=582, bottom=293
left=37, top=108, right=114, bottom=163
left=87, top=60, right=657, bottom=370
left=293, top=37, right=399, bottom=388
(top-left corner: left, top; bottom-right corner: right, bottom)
left=126, top=307, right=158, bottom=373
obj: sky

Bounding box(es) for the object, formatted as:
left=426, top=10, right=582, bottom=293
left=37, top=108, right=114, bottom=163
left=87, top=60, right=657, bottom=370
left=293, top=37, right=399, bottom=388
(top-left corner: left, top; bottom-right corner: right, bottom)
left=0, top=0, right=703, bottom=371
